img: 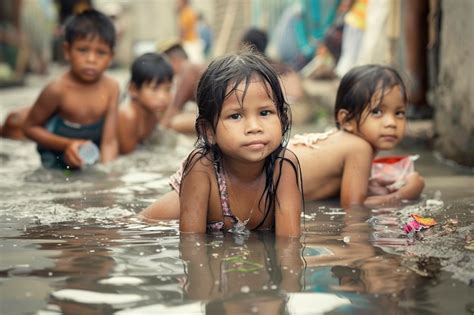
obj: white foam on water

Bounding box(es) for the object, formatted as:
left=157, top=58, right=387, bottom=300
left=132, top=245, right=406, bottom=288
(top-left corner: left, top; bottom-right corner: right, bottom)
left=116, top=301, right=204, bottom=314
left=120, top=172, right=163, bottom=184
left=51, top=289, right=144, bottom=304
left=287, top=293, right=351, bottom=314
left=98, top=276, right=144, bottom=285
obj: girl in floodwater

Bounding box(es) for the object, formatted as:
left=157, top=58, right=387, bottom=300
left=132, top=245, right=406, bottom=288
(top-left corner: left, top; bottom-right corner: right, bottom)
left=141, top=49, right=303, bottom=237
left=289, top=64, right=425, bottom=207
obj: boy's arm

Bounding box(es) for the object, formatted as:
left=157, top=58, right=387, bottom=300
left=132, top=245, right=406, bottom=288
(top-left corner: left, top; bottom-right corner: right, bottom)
left=275, top=151, right=302, bottom=237
left=23, top=82, right=85, bottom=167
left=117, top=106, right=139, bottom=155
left=340, top=138, right=373, bottom=208
left=364, top=172, right=425, bottom=207
left=99, top=80, right=120, bottom=163
left=161, top=66, right=198, bottom=128
left=179, top=157, right=211, bottom=233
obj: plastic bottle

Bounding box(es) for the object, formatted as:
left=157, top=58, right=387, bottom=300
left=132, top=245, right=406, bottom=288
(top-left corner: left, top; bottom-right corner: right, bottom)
left=78, top=142, right=100, bottom=165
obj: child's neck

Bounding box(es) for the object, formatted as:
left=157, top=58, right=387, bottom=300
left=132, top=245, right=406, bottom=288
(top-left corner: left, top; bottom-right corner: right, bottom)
left=67, top=69, right=101, bottom=85
left=222, top=157, right=265, bottom=183
left=341, top=128, right=378, bottom=157
left=132, top=100, right=158, bottom=118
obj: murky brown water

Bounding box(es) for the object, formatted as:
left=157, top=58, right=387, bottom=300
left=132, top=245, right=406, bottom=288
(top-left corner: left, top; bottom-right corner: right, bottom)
left=1, top=69, right=473, bottom=314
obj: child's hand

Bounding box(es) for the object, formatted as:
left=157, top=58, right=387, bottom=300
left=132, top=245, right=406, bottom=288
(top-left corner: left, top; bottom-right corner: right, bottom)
left=368, top=177, right=396, bottom=195
left=64, top=140, right=87, bottom=168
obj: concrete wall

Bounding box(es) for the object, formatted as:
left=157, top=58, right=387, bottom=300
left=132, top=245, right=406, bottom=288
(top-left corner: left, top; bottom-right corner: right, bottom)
left=434, top=0, right=474, bottom=166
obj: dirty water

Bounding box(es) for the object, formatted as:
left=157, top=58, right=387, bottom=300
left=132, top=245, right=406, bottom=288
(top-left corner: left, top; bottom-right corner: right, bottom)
left=1, top=69, right=473, bottom=314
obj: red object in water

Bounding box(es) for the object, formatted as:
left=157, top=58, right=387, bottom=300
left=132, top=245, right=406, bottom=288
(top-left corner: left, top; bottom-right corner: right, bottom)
left=371, top=155, right=416, bottom=189
left=403, top=214, right=437, bottom=235
left=372, top=156, right=408, bottom=164
left=403, top=220, right=423, bottom=234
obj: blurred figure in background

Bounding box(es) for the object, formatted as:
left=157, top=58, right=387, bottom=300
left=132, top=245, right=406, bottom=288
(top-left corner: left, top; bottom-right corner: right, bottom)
left=157, top=40, right=206, bottom=134
left=19, top=0, right=57, bottom=75
left=268, top=0, right=340, bottom=71
left=176, top=0, right=204, bottom=63
left=334, top=0, right=367, bottom=78
left=403, top=0, right=434, bottom=119
left=240, top=27, right=304, bottom=106
left=197, top=12, right=213, bottom=59
left=118, top=53, right=174, bottom=155
left=22, top=9, right=119, bottom=169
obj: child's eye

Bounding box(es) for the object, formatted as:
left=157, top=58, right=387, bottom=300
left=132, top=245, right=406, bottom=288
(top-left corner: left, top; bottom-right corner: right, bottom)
left=229, top=113, right=241, bottom=120
left=97, top=50, right=108, bottom=56
left=260, top=110, right=271, bottom=116
left=396, top=110, right=406, bottom=118
left=371, top=108, right=382, bottom=116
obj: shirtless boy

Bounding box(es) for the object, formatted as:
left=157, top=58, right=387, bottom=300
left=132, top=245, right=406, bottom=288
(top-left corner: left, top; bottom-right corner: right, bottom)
left=23, top=9, right=120, bottom=169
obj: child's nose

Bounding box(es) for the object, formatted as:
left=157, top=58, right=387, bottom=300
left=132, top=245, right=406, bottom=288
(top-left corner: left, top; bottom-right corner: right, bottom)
left=383, top=114, right=397, bottom=127
left=86, top=52, right=97, bottom=62
left=245, top=116, right=263, bottom=134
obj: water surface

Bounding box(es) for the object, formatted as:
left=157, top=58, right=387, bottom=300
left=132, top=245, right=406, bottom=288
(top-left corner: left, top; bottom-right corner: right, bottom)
left=1, top=135, right=473, bottom=315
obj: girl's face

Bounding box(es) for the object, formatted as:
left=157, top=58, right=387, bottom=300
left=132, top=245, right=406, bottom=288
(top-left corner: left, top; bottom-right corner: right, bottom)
left=130, top=80, right=172, bottom=115
left=64, top=36, right=113, bottom=83
left=351, top=85, right=407, bottom=151
left=213, top=79, right=282, bottom=163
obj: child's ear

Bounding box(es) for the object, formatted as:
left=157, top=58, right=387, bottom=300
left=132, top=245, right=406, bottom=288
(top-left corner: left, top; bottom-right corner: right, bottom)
left=128, top=83, right=138, bottom=98
left=337, top=109, right=356, bottom=132
left=62, top=42, right=71, bottom=61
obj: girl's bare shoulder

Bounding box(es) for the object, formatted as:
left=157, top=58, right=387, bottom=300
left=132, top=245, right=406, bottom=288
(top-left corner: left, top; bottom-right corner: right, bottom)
left=184, top=150, right=215, bottom=174
left=279, top=147, right=299, bottom=162
left=336, top=131, right=373, bottom=153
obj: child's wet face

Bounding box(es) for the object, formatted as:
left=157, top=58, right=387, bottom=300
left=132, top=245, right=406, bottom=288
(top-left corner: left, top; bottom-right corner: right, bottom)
left=354, top=85, right=407, bottom=151
left=214, top=79, right=282, bottom=163
left=65, top=36, right=113, bottom=82
left=133, top=80, right=172, bottom=115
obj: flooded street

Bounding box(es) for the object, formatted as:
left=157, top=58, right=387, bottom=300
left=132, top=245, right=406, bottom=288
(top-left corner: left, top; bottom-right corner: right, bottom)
left=1, top=68, right=473, bottom=314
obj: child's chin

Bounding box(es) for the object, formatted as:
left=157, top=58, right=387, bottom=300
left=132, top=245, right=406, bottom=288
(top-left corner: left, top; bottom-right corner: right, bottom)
left=378, top=144, right=397, bottom=151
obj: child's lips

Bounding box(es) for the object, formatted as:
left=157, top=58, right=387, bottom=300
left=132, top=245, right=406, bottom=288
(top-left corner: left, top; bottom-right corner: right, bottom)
left=83, top=68, right=98, bottom=76
left=381, top=135, right=398, bottom=142
left=244, top=141, right=267, bottom=150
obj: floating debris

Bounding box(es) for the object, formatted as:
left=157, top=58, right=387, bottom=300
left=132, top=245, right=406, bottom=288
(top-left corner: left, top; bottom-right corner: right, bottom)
left=403, top=214, right=437, bottom=238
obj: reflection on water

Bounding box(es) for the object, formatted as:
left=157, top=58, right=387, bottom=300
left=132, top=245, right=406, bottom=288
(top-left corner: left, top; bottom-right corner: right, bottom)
left=1, top=134, right=473, bottom=314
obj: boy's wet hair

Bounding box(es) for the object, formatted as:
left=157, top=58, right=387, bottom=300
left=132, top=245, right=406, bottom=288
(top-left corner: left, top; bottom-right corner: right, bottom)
left=334, top=64, right=408, bottom=128
left=241, top=28, right=268, bottom=54
left=130, top=53, right=173, bottom=88
left=161, top=42, right=188, bottom=60
left=64, top=9, right=116, bottom=50
left=195, top=48, right=290, bottom=148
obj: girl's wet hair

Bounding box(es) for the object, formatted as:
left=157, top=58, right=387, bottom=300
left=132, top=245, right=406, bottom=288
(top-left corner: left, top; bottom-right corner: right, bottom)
left=130, top=53, right=173, bottom=88
left=64, top=9, right=116, bottom=50
left=195, top=49, right=290, bottom=148
left=183, top=49, right=296, bottom=229
left=334, top=64, right=408, bottom=128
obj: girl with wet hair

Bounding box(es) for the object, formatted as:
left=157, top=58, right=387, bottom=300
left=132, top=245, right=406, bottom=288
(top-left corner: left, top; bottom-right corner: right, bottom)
left=141, top=50, right=303, bottom=236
